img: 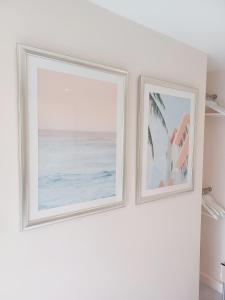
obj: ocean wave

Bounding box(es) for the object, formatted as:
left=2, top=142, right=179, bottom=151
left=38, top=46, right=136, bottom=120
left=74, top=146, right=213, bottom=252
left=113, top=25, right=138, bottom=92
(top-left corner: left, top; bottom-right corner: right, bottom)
left=39, top=170, right=115, bottom=189
left=38, top=132, right=117, bottom=210
left=38, top=170, right=116, bottom=210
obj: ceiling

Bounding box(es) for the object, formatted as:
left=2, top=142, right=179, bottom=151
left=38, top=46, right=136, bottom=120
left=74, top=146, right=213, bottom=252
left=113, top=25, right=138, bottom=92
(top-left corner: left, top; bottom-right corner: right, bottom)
left=90, top=0, right=225, bottom=72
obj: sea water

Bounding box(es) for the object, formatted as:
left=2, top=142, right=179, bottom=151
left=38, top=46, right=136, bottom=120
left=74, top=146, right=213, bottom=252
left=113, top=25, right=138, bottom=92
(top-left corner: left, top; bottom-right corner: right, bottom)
left=38, top=130, right=116, bottom=210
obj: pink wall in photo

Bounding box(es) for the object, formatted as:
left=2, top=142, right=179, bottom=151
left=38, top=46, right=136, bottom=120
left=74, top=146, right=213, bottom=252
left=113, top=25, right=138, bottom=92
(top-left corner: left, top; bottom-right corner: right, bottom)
left=38, top=69, right=117, bottom=132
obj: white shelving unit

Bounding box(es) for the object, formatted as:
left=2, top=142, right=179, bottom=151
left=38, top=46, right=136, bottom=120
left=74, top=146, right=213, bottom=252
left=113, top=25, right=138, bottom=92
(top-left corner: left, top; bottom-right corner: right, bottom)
left=206, top=99, right=225, bottom=117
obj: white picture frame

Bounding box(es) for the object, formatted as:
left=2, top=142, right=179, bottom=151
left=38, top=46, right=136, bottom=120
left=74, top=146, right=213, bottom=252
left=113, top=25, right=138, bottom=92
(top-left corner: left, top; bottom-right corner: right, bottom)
left=18, top=45, right=127, bottom=229
left=136, top=76, right=197, bottom=204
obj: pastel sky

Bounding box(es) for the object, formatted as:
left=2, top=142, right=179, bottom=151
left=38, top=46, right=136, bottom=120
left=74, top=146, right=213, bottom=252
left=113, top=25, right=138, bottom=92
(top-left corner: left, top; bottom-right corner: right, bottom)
left=161, top=94, right=190, bottom=136
left=37, top=68, right=117, bottom=132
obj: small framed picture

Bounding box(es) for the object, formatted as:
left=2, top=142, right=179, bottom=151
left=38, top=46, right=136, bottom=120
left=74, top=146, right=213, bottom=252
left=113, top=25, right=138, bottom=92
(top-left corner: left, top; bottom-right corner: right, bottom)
left=18, top=45, right=127, bottom=229
left=136, top=76, right=197, bottom=204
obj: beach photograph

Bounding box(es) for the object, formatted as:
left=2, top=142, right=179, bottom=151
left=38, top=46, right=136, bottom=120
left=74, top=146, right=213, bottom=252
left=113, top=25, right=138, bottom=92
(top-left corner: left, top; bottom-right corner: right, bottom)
left=37, top=68, right=118, bottom=210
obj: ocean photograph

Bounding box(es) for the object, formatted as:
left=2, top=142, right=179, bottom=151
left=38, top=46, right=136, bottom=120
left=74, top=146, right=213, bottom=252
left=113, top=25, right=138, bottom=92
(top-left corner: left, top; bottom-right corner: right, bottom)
left=37, top=67, right=119, bottom=212
left=38, top=130, right=116, bottom=210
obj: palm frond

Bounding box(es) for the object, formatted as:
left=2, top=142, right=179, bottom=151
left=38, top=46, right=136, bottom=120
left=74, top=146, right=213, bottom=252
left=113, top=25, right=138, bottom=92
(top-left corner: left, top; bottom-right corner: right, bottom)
left=153, top=93, right=165, bottom=109
left=148, top=126, right=154, bottom=159
left=149, top=93, right=168, bottom=133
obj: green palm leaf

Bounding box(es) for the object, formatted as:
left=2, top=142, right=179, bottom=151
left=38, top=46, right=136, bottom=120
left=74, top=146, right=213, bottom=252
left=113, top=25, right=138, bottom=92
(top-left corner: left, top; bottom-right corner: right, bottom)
left=148, top=92, right=168, bottom=159
left=148, top=126, right=154, bottom=159
left=149, top=93, right=168, bottom=133
left=153, top=93, right=165, bottom=109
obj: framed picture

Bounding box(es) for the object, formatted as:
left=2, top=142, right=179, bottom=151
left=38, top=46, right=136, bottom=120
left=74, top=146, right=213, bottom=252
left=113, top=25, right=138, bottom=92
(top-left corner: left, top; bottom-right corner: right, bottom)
left=136, top=76, right=197, bottom=204
left=18, top=45, right=127, bottom=229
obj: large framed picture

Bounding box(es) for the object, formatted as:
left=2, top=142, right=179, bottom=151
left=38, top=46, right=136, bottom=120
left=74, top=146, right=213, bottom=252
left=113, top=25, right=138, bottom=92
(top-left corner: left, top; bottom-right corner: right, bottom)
left=18, top=45, right=127, bottom=229
left=136, top=76, right=197, bottom=204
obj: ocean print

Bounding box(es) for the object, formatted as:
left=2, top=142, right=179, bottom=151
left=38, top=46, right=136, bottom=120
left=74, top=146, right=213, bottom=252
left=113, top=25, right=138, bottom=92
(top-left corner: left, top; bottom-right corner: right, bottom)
left=146, top=92, right=191, bottom=189
left=20, top=48, right=126, bottom=229
left=38, top=130, right=116, bottom=210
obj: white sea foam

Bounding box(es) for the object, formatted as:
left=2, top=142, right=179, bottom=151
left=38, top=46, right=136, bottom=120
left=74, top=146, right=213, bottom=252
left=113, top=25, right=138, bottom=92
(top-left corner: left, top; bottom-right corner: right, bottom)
left=38, top=130, right=116, bottom=210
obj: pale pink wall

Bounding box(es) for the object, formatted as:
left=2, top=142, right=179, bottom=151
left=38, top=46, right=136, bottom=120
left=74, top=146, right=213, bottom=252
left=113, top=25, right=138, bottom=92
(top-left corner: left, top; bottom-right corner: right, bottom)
left=0, top=1, right=206, bottom=300
left=200, top=71, right=225, bottom=292
left=38, top=69, right=117, bottom=132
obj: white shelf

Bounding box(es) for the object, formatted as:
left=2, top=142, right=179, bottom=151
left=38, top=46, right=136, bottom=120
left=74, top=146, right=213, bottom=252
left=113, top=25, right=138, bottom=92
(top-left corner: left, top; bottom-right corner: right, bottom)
left=206, top=100, right=225, bottom=117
